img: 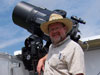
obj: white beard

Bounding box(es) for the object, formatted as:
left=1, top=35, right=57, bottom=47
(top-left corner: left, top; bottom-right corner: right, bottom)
left=51, top=36, right=62, bottom=45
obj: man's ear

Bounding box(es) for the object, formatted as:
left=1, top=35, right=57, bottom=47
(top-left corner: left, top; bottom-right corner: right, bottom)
left=64, top=26, right=68, bottom=32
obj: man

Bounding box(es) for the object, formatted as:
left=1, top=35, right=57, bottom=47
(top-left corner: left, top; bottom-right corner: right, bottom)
left=37, top=13, right=85, bottom=75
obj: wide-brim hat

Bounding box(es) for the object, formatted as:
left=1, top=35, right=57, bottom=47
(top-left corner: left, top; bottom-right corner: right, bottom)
left=40, top=13, right=73, bottom=35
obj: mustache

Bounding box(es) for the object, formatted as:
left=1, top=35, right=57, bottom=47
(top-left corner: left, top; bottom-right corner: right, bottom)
left=50, top=36, right=63, bottom=44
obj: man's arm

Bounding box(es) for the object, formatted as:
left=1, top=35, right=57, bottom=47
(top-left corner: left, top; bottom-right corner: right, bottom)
left=37, top=54, right=48, bottom=75
left=67, top=44, right=85, bottom=75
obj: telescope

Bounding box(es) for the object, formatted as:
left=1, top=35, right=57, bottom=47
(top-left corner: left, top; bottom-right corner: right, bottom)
left=12, top=1, right=66, bottom=41
left=12, top=1, right=86, bottom=72
left=12, top=1, right=67, bottom=71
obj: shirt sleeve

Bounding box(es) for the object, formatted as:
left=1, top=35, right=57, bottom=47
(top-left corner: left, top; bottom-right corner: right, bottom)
left=68, top=45, right=85, bottom=75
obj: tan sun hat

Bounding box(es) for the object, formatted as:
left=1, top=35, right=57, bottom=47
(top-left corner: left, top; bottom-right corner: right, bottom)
left=40, top=13, right=73, bottom=35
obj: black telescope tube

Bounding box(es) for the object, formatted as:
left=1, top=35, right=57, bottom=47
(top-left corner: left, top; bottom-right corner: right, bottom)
left=12, top=1, right=52, bottom=32
left=12, top=1, right=34, bottom=29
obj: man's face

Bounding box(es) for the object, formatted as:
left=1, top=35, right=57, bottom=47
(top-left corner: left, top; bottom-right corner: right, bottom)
left=48, top=22, right=68, bottom=45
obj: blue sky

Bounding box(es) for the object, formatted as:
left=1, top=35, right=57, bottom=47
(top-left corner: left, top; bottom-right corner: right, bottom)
left=0, top=0, right=100, bottom=55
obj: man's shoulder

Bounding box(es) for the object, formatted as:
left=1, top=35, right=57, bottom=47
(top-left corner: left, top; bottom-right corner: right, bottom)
left=68, top=39, right=82, bottom=47
left=69, top=39, right=78, bottom=44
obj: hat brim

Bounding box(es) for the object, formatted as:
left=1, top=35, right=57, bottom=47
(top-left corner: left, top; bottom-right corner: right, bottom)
left=40, top=18, right=73, bottom=35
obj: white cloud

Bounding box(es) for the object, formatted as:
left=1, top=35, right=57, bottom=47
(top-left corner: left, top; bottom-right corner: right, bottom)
left=79, top=0, right=100, bottom=38
left=0, top=23, right=30, bottom=49
left=0, top=36, right=28, bottom=49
